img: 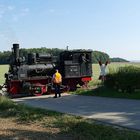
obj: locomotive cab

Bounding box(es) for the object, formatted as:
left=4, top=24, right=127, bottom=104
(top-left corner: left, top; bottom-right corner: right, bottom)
left=58, top=50, right=93, bottom=90
left=59, top=50, right=92, bottom=78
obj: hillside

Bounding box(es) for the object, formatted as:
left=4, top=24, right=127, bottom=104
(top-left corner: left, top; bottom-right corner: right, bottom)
left=110, top=57, right=129, bottom=62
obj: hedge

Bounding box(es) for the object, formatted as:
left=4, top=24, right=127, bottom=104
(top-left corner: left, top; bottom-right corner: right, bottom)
left=104, top=66, right=140, bottom=93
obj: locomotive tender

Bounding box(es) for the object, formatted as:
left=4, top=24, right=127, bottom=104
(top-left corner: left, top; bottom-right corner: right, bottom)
left=4, top=44, right=92, bottom=97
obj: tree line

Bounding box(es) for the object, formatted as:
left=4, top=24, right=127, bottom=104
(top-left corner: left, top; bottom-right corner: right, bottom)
left=0, top=47, right=128, bottom=64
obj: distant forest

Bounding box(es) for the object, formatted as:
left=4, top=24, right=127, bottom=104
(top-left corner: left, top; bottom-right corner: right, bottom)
left=0, top=47, right=128, bottom=64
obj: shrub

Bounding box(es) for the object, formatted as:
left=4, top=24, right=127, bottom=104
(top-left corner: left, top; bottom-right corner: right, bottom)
left=105, top=66, right=140, bottom=93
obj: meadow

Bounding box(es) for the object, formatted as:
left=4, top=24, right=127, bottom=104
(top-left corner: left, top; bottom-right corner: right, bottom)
left=92, top=62, right=140, bottom=80
left=0, top=65, right=9, bottom=85
left=74, top=62, right=140, bottom=100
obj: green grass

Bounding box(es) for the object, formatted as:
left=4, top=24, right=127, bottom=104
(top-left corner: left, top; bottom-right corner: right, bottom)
left=74, top=86, right=140, bottom=100
left=0, top=65, right=9, bottom=84
left=87, top=62, right=140, bottom=99
left=92, top=62, right=140, bottom=80
left=0, top=96, right=140, bottom=140
left=0, top=96, right=62, bottom=122
left=91, top=62, right=140, bottom=87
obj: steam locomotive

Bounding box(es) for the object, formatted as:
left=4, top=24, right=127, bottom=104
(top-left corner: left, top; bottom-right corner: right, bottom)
left=4, top=44, right=92, bottom=97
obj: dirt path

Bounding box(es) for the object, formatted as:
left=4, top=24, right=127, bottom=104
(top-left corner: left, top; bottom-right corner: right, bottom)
left=0, top=118, right=61, bottom=140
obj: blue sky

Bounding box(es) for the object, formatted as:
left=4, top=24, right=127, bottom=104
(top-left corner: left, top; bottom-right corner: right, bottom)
left=0, top=0, right=140, bottom=60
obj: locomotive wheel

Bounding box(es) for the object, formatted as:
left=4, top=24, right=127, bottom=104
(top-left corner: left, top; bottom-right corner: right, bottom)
left=31, top=83, right=46, bottom=96
left=32, top=88, right=44, bottom=96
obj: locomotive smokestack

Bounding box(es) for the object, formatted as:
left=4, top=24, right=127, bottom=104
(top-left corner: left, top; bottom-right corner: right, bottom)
left=12, top=43, right=19, bottom=64
left=66, top=46, right=69, bottom=50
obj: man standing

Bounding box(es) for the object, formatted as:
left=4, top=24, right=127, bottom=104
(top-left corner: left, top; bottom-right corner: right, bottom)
left=52, top=69, right=62, bottom=98
left=98, top=61, right=109, bottom=82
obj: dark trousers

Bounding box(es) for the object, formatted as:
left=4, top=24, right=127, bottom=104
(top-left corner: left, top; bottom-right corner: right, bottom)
left=54, top=83, right=61, bottom=97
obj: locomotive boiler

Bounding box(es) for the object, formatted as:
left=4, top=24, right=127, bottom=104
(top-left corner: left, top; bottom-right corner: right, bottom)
left=4, top=44, right=93, bottom=97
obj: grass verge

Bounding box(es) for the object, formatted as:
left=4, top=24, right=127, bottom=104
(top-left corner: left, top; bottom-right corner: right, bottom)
left=73, top=86, right=140, bottom=100
left=0, top=96, right=140, bottom=140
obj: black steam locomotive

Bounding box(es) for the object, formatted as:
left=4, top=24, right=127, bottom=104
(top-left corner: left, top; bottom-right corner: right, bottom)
left=4, top=44, right=92, bottom=97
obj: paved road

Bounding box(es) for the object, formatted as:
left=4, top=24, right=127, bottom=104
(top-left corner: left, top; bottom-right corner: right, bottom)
left=13, top=94, right=140, bottom=130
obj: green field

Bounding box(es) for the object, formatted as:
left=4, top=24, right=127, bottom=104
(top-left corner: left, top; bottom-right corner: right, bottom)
left=0, top=62, right=140, bottom=85
left=92, top=62, right=140, bottom=80
left=0, top=65, right=9, bottom=84
left=79, top=62, right=140, bottom=99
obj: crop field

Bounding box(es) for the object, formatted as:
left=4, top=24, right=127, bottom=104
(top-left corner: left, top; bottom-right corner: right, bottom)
left=0, top=65, right=9, bottom=84
left=92, top=62, right=140, bottom=80
left=0, top=62, right=140, bottom=85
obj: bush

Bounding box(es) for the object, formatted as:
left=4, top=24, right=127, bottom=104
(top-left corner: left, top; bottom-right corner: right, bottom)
left=104, top=66, right=140, bottom=93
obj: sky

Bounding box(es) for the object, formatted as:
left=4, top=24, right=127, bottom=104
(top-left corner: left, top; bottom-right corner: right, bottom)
left=0, top=0, right=140, bottom=61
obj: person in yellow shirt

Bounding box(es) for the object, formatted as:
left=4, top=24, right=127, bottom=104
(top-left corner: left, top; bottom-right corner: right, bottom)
left=52, top=69, right=62, bottom=98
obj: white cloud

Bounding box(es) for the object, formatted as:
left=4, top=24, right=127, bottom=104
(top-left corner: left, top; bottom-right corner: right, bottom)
left=0, top=5, right=14, bottom=20
left=20, top=8, right=29, bottom=16
left=48, top=8, right=71, bottom=16
left=12, top=15, right=18, bottom=22
left=22, top=8, right=29, bottom=12
left=0, top=5, right=5, bottom=19
left=7, top=6, right=15, bottom=11
left=0, top=4, right=29, bottom=22
left=0, top=33, right=4, bottom=37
